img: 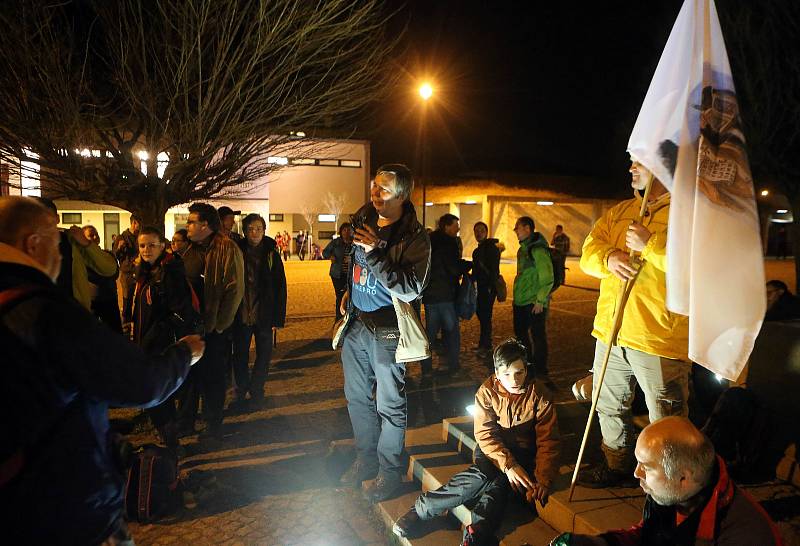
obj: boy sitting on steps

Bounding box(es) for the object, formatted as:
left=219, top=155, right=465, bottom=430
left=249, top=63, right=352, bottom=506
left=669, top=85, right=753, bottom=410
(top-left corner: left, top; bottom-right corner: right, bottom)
left=393, top=338, right=561, bottom=545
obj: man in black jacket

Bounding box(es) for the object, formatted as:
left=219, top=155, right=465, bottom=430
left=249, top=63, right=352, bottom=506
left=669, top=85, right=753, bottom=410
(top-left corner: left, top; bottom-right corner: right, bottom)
left=0, top=196, right=204, bottom=545
left=472, top=221, right=502, bottom=358
left=338, top=164, right=431, bottom=503
left=323, top=222, right=354, bottom=321
left=230, top=213, right=287, bottom=412
left=421, top=213, right=469, bottom=375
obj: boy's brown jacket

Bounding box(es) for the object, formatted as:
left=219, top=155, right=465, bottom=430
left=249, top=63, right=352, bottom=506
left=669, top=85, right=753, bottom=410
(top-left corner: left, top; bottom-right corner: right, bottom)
left=473, top=375, right=560, bottom=488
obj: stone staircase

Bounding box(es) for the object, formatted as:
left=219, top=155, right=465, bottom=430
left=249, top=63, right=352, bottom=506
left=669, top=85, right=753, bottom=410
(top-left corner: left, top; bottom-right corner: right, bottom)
left=373, top=400, right=645, bottom=545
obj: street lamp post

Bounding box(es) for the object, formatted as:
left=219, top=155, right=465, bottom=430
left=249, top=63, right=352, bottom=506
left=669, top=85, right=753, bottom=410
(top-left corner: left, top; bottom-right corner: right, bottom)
left=419, top=82, right=433, bottom=227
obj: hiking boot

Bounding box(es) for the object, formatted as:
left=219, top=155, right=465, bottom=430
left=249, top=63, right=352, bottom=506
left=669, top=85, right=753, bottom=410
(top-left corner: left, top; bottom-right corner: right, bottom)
left=576, top=460, right=637, bottom=489
left=363, top=474, right=401, bottom=503
left=392, top=507, right=422, bottom=538
left=339, top=459, right=377, bottom=487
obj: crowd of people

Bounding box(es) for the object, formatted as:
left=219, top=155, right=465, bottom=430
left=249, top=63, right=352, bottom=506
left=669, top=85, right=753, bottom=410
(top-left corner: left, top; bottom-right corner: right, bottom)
left=0, top=156, right=792, bottom=545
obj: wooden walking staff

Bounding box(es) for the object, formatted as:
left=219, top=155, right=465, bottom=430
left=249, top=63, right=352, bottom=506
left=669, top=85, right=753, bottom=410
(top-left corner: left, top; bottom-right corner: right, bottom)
left=568, top=174, right=655, bottom=501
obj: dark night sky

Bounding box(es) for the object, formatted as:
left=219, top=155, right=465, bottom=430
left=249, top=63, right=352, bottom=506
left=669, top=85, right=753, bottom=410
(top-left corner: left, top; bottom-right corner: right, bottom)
left=362, top=1, right=687, bottom=188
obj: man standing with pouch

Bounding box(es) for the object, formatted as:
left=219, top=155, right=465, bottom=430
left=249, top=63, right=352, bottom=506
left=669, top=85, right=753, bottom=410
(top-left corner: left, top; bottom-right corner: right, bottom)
left=337, top=164, right=431, bottom=503
left=577, top=159, right=691, bottom=488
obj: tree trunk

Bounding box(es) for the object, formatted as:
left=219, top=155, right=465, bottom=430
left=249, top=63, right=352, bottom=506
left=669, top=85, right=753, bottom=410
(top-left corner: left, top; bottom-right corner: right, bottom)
left=120, top=178, right=168, bottom=234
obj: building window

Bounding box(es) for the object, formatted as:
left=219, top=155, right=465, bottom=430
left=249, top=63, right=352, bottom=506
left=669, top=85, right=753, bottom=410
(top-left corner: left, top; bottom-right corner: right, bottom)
left=317, top=214, right=336, bottom=222
left=318, top=159, right=339, bottom=167
left=290, top=158, right=315, bottom=166
left=318, top=231, right=336, bottom=239
left=0, top=163, right=9, bottom=196
left=340, top=160, right=361, bottom=168
left=21, top=149, right=40, bottom=197
left=267, top=156, right=288, bottom=165
left=174, top=213, right=189, bottom=231
left=268, top=213, right=284, bottom=222
left=61, top=212, right=82, bottom=225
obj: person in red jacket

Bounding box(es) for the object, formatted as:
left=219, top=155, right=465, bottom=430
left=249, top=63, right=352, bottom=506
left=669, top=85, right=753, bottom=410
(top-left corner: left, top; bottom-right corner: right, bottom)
left=549, top=416, right=783, bottom=546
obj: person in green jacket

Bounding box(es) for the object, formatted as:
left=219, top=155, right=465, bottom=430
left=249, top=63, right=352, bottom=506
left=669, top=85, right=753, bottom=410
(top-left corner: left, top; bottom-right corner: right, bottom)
left=512, top=216, right=554, bottom=383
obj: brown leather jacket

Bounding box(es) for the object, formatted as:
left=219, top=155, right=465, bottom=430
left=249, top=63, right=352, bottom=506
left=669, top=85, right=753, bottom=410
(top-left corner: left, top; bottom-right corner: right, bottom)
left=473, top=375, right=560, bottom=488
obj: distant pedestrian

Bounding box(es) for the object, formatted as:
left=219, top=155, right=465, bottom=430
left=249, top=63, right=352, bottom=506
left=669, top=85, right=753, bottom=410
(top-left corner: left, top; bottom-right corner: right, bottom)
left=218, top=206, right=243, bottom=243
left=775, top=227, right=788, bottom=260
left=550, top=224, right=571, bottom=256
left=421, top=213, right=470, bottom=375
left=83, top=225, right=122, bottom=333
left=472, top=221, right=503, bottom=357
left=176, top=202, right=244, bottom=447
left=171, top=228, right=190, bottom=257
left=296, top=230, right=307, bottom=260
left=337, top=164, right=431, bottom=503
left=0, top=196, right=204, bottom=545
left=115, top=213, right=141, bottom=315
left=512, top=216, right=554, bottom=383
left=124, top=226, right=201, bottom=451
left=230, top=214, right=287, bottom=412
left=323, top=222, right=355, bottom=321
left=282, top=230, right=291, bottom=261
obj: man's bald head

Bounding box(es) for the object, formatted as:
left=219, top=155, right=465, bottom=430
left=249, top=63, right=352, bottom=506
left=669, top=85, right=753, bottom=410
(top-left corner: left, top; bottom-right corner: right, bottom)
left=0, top=196, right=55, bottom=246
left=634, top=416, right=716, bottom=505
left=0, top=196, right=62, bottom=280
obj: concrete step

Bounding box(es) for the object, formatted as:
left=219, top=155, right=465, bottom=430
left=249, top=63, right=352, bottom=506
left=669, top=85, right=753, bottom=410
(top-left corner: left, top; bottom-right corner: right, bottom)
left=441, top=405, right=643, bottom=536
left=405, top=423, right=560, bottom=546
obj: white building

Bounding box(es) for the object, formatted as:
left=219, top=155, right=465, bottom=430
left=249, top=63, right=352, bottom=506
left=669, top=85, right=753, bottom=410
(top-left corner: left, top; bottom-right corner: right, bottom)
left=0, top=138, right=370, bottom=250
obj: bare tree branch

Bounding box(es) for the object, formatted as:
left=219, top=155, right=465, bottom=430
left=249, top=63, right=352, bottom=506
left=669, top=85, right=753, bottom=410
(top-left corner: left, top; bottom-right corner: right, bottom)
left=0, top=0, right=400, bottom=226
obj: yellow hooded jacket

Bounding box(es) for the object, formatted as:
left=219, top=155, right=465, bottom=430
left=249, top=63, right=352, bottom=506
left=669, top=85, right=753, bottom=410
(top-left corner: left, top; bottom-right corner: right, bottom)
left=580, top=193, right=689, bottom=361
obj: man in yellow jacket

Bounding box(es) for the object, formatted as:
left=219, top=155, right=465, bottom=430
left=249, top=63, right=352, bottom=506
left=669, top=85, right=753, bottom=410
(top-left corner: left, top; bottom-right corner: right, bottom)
left=577, top=159, right=690, bottom=488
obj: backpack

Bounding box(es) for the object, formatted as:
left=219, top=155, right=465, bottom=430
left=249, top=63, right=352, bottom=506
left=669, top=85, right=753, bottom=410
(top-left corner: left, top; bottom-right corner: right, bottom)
left=124, top=445, right=180, bottom=523
left=547, top=247, right=566, bottom=292
left=456, top=273, right=477, bottom=320
left=701, top=387, right=771, bottom=481
left=527, top=244, right=566, bottom=293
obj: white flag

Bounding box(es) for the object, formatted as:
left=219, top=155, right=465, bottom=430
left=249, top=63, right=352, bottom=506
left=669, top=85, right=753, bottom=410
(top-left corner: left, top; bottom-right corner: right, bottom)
left=628, top=0, right=765, bottom=381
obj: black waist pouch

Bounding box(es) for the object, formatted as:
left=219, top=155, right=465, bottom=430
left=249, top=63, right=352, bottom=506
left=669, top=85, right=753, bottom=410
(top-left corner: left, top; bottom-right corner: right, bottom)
left=358, top=306, right=399, bottom=347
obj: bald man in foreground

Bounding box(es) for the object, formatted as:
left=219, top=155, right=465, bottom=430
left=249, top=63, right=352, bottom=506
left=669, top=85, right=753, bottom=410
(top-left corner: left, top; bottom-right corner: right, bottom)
left=0, top=196, right=204, bottom=545
left=550, top=416, right=783, bottom=546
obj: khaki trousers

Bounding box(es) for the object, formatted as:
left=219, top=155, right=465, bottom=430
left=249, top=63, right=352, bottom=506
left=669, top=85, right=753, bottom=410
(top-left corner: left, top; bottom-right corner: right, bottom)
left=592, top=340, right=691, bottom=461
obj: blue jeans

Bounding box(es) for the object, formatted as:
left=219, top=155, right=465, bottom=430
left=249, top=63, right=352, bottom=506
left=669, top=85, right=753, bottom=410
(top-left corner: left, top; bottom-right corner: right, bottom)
left=422, top=302, right=461, bottom=373
left=342, top=319, right=407, bottom=480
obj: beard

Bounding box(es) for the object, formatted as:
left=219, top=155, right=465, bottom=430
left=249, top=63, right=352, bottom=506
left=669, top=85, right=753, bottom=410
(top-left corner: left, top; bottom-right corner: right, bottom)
left=647, top=482, right=693, bottom=506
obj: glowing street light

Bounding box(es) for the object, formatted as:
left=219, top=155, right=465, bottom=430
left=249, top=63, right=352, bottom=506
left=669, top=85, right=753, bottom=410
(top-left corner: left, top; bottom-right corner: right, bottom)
left=760, top=189, right=769, bottom=197
left=418, top=80, right=435, bottom=226
left=419, top=83, right=433, bottom=101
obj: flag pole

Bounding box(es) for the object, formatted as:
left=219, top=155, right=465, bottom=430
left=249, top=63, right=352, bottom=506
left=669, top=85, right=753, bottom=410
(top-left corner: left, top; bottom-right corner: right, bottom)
left=568, top=174, right=655, bottom=501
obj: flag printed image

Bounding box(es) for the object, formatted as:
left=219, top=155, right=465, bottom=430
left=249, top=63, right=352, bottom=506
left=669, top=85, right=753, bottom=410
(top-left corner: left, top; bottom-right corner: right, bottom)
left=627, top=0, right=765, bottom=381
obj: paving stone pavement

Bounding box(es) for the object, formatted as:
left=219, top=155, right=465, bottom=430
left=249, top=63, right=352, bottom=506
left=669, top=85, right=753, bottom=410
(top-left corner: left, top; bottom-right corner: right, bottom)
left=116, top=259, right=798, bottom=545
